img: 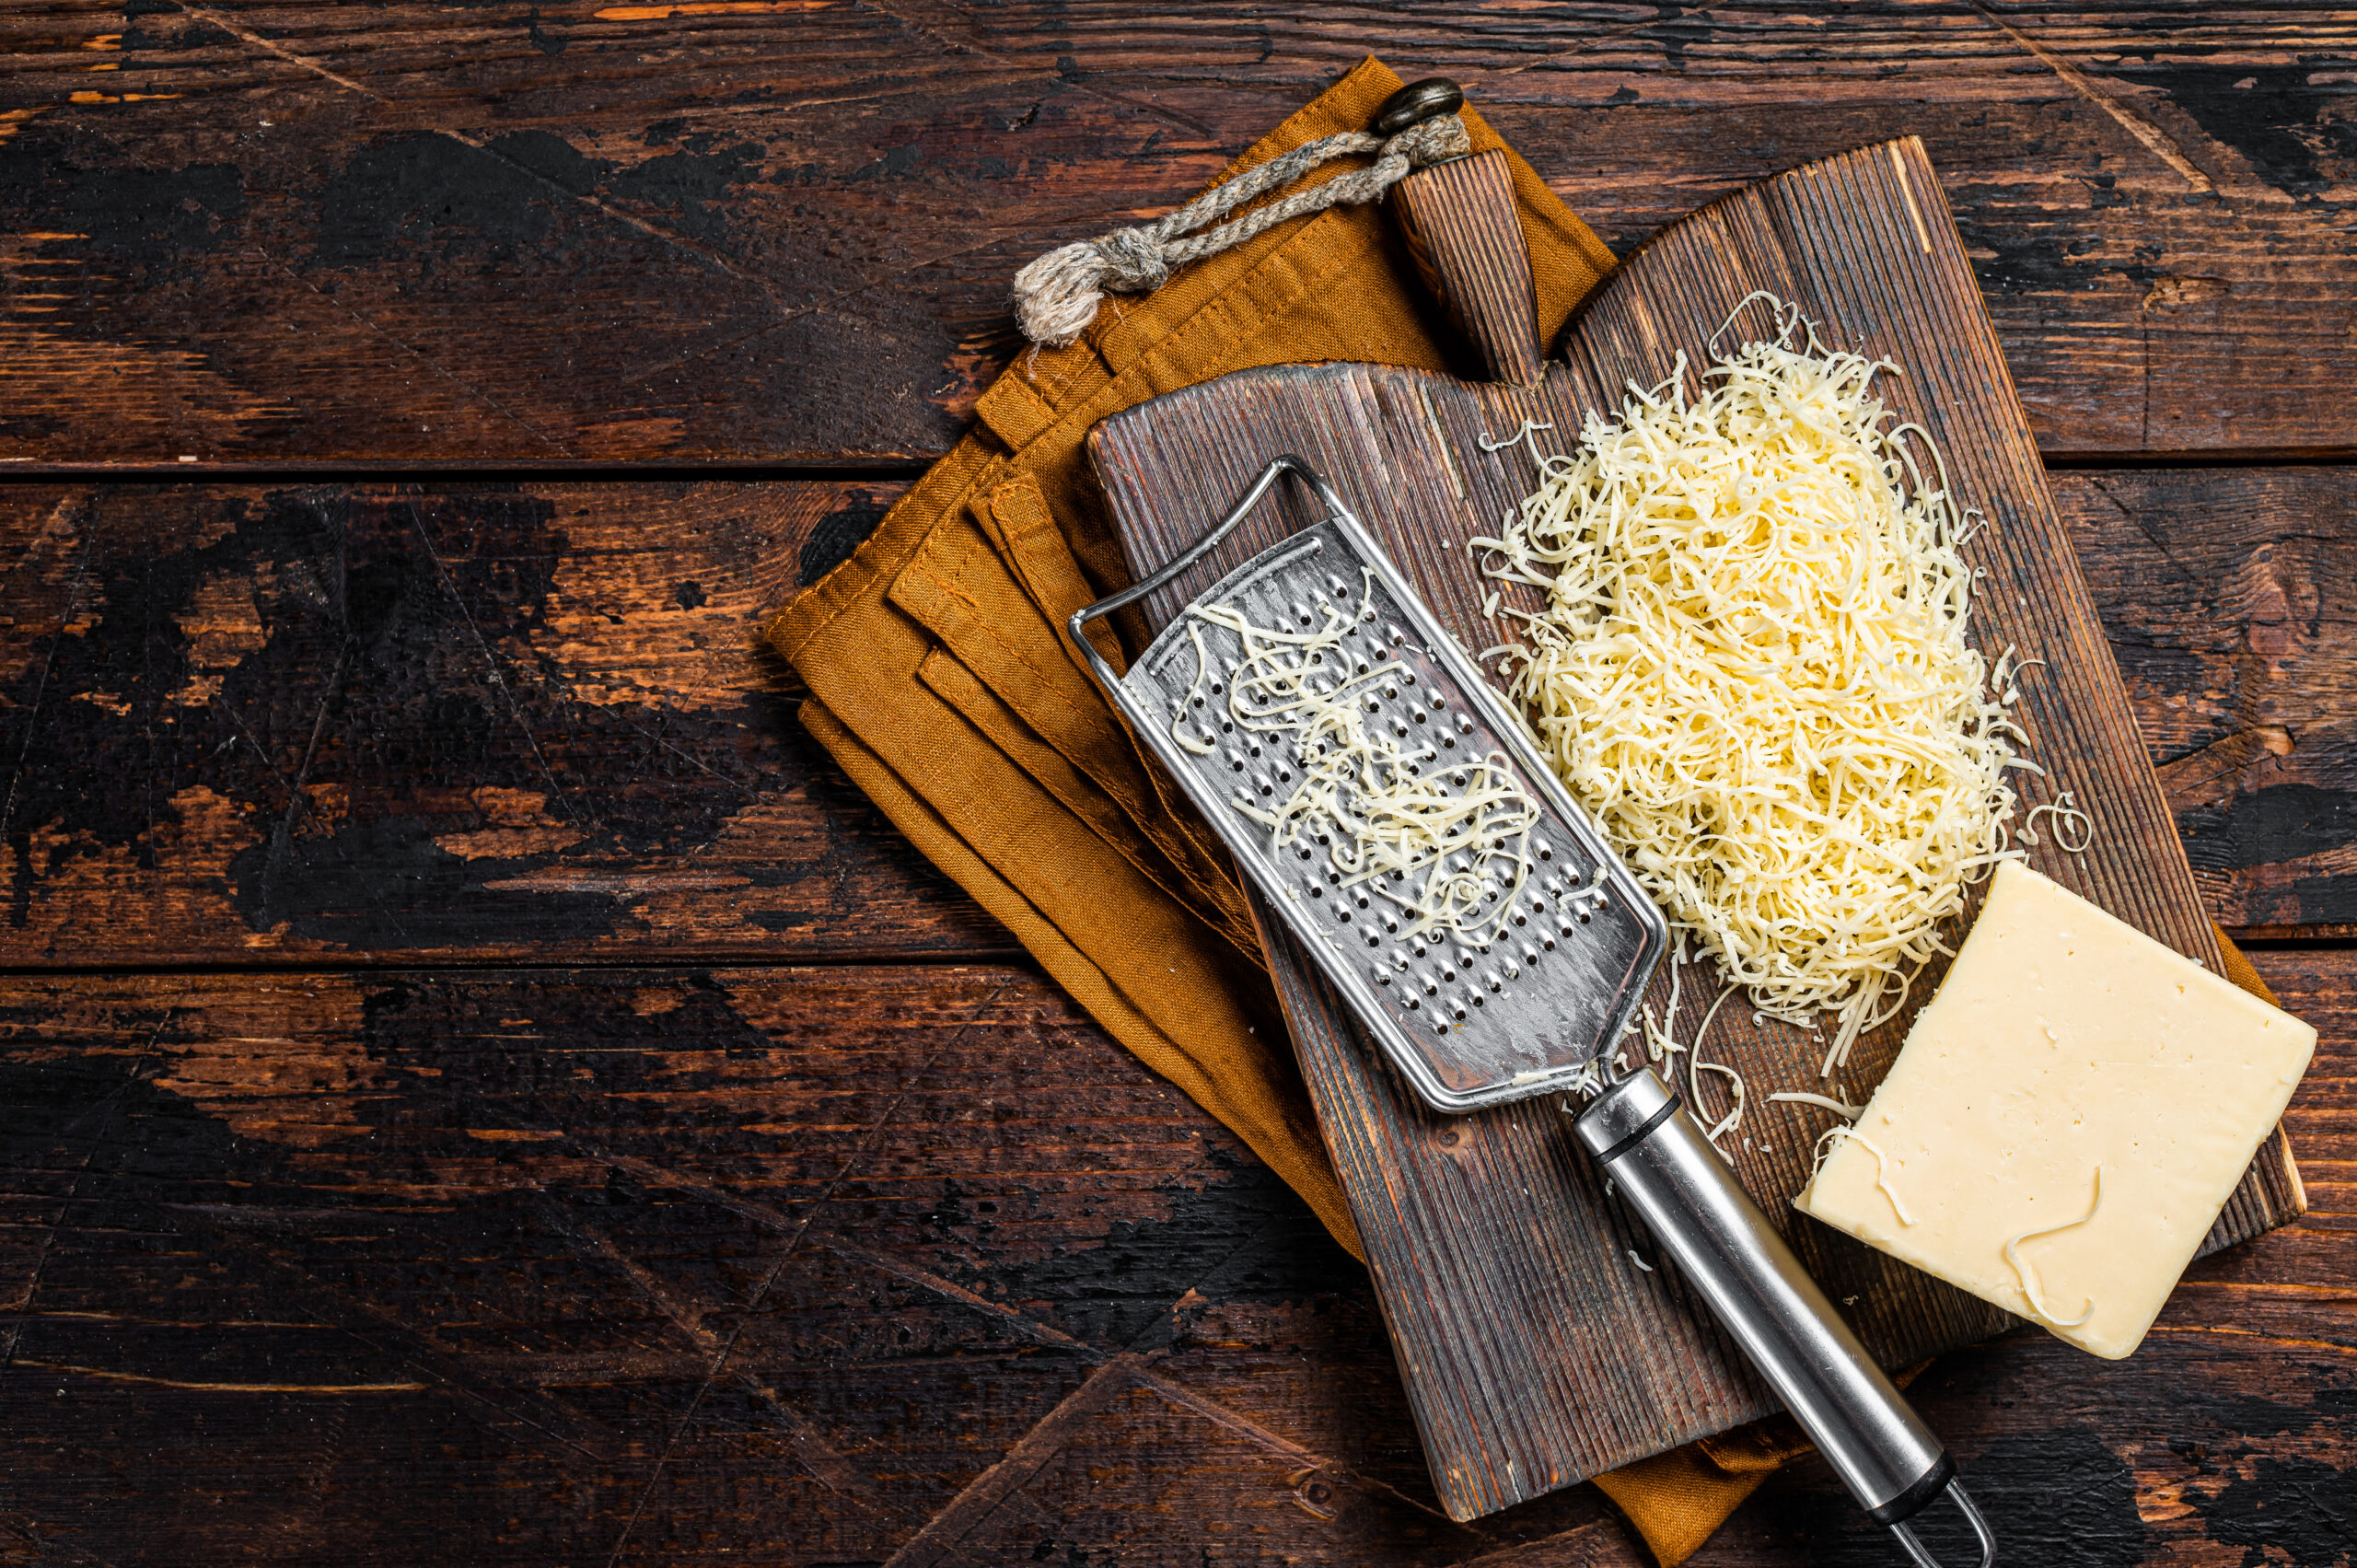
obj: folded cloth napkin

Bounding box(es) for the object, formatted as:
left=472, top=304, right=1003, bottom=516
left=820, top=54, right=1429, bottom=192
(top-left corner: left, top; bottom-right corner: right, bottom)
left=768, top=55, right=2281, bottom=1563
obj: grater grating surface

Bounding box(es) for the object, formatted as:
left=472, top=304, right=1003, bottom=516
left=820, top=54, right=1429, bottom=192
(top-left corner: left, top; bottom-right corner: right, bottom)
left=1073, top=455, right=1666, bottom=1113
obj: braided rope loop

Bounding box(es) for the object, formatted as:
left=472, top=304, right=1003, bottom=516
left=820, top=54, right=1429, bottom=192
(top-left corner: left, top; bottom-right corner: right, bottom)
left=1010, top=114, right=1471, bottom=348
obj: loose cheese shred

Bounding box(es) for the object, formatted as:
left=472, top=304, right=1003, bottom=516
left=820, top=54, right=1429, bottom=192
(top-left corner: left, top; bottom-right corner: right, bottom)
left=1479, top=419, right=1555, bottom=455
left=1480, top=297, right=2024, bottom=1053
left=2019, top=789, right=2095, bottom=854
left=2003, top=1165, right=2104, bottom=1328
left=1685, top=981, right=1746, bottom=1156
left=1813, top=1124, right=1914, bottom=1225
left=1769, top=1090, right=1865, bottom=1119
left=1183, top=575, right=1541, bottom=952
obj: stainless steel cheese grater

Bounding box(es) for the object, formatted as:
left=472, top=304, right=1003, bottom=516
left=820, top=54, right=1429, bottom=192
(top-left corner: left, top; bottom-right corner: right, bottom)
left=1071, top=453, right=1995, bottom=1568
left=1069, top=453, right=1666, bottom=1112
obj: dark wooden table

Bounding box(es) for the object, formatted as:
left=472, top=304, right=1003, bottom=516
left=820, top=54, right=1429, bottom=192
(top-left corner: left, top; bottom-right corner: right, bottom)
left=0, top=6, right=2351, bottom=1563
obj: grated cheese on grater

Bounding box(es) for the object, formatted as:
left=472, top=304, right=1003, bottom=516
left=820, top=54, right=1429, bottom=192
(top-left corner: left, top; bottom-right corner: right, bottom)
left=1180, top=575, right=1585, bottom=955
left=1478, top=299, right=2025, bottom=1066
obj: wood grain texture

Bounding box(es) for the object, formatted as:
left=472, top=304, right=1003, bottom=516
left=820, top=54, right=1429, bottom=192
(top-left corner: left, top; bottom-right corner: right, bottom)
left=1089, top=137, right=2302, bottom=1517
left=0, top=471, right=2350, bottom=964
left=0, top=948, right=2345, bottom=1565
left=2056, top=467, right=2357, bottom=939
left=0, top=481, right=1006, bottom=964
left=1391, top=150, right=1549, bottom=388
left=0, top=4, right=2351, bottom=465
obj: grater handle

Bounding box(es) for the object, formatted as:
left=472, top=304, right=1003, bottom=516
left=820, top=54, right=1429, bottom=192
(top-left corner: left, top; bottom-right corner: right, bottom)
left=1069, top=453, right=1343, bottom=672
left=1573, top=1071, right=1995, bottom=1568
left=1374, top=79, right=1549, bottom=389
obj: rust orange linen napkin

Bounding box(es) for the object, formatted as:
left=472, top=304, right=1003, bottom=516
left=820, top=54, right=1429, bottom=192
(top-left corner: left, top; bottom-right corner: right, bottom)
left=769, top=56, right=2282, bottom=1564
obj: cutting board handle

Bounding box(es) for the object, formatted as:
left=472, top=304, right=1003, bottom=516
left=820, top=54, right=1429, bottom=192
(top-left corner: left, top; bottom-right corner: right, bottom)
left=1377, top=81, right=1548, bottom=389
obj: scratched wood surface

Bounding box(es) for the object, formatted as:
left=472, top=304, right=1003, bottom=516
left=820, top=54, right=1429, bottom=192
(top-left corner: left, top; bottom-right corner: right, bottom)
left=0, top=471, right=2345, bottom=969
left=1, top=7, right=2354, bottom=1563
left=0, top=951, right=2346, bottom=1565
left=1, top=4, right=2353, bottom=466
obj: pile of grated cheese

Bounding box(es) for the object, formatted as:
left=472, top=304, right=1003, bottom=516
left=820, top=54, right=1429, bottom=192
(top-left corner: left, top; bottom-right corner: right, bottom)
left=1480, top=302, right=2025, bottom=1070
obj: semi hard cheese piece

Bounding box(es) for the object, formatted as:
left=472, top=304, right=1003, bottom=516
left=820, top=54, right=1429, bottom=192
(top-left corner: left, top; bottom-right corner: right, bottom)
left=1794, top=862, right=2314, bottom=1359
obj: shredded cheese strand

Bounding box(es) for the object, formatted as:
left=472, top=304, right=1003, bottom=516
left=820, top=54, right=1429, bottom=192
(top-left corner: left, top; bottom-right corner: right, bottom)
left=1686, top=981, right=1746, bottom=1156
left=1479, top=419, right=1556, bottom=455
left=1813, top=1124, right=1914, bottom=1225
left=1482, top=308, right=2023, bottom=1042
left=2019, top=788, right=2095, bottom=854
left=2003, top=1166, right=2104, bottom=1328
left=1183, top=575, right=1542, bottom=954
left=1769, top=1090, right=1864, bottom=1119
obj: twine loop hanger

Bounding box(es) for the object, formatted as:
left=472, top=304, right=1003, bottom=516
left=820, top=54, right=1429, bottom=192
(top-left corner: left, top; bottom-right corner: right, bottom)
left=1011, top=78, right=1471, bottom=348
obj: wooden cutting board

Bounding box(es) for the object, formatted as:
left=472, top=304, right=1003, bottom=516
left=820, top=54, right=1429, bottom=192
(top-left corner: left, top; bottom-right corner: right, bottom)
left=1086, top=137, right=2305, bottom=1522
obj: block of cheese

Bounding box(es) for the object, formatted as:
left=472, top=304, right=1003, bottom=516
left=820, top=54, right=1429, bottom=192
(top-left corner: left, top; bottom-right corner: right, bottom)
left=1794, top=861, right=2315, bottom=1359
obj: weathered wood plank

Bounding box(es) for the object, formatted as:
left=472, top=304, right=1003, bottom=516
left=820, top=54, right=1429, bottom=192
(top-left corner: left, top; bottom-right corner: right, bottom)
left=0, top=470, right=2349, bottom=965
left=2057, top=467, right=2357, bottom=938
left=0, top=949, right=2345, bottom=1563
left=0, top=4, right=2351, bottom=465
left=0, top=481, right=1007, bottom=962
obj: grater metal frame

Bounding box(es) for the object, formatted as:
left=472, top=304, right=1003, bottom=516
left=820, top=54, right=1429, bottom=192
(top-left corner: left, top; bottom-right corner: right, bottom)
left=1069, top=454, right=1667, bottom=1113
